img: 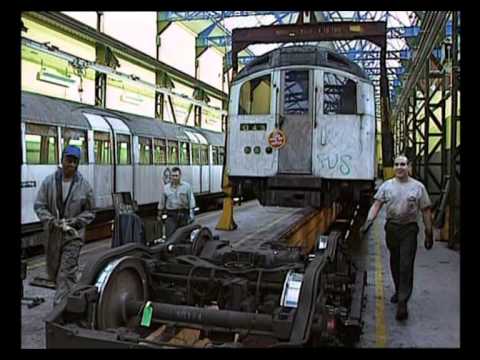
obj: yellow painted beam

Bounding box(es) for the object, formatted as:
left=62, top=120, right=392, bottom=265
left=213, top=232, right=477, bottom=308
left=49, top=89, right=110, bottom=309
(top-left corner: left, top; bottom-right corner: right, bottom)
left=215, top=172, right=237, bottom=230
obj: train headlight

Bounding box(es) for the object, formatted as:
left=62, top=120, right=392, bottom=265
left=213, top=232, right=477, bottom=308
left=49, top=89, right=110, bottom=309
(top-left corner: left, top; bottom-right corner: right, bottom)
left=265, top=146, right=273, bottom=154
left=253, top=146, right=261, bottom=154
left=244, top=146, right=251, bottom=154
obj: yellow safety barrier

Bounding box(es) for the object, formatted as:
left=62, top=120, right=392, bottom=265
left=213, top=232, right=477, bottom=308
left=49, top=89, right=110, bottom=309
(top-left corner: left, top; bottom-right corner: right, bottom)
left=216, top=171, right=237, bottom=231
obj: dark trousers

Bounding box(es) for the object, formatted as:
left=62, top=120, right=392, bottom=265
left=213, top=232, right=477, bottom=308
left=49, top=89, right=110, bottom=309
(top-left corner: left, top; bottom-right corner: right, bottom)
left=165, top=209, right=189, bottom=238
left=384, top=221, right=419, bottom=304
left=54, top=238, right=82, bottom=306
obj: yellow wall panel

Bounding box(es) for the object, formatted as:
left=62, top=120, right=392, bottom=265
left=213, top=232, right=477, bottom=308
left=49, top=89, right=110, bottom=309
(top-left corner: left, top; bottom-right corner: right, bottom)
left=22, top=17, right=95, bottom=61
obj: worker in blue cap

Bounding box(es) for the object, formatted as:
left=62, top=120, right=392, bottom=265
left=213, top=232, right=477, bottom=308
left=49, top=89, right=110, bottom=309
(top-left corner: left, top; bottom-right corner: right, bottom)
left=34, top=145, right=95, bottom=307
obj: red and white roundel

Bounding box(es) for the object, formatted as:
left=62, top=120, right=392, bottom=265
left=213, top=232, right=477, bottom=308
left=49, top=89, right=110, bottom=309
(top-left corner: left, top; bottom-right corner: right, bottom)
left=268, top=129, right=286, bottom=149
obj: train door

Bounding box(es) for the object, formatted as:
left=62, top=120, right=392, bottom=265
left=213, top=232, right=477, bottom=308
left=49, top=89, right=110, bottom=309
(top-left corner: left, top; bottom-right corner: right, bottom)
left=104, top=117, right=134, bottom=197
left=84, top=113, right=113, bottom=208
left=21, top=122, right=60, bottom=225
left=278, top=69, right=313, bottom=174
left=198, top=135, right=210, bottom=193
left=315, top=70, right=375, bottom=179
left=83, top=113, right=114, bottom=208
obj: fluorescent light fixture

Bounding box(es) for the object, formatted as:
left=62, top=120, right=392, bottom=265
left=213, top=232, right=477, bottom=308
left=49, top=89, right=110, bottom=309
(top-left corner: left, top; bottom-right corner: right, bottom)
left=37, top=69, right=75, bottom=87
left=121, top=93, right=143, bottom=105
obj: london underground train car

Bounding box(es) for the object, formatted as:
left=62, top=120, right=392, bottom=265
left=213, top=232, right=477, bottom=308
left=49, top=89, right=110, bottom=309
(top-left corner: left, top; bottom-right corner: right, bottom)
left=226, top=45, right=376, bottom=208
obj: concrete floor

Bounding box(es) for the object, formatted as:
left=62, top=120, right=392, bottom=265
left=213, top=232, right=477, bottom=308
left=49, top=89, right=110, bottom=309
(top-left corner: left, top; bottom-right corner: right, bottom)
left=21, top=200, right=460, bottom=348
left=357, top=207, right=460, bottom=348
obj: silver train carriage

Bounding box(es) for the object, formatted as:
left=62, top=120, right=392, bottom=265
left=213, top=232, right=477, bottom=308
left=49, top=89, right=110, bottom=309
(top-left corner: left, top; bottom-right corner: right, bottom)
left=21, top=91, right=225, bottom=249
left=226, top=45, right=377, bottom=208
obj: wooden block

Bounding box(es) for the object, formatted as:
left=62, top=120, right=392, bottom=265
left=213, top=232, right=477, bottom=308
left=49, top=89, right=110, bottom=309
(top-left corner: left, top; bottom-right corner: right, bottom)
left=145, top=325, right=167, bottom=342
left=168, top=328, right=201, bottom=346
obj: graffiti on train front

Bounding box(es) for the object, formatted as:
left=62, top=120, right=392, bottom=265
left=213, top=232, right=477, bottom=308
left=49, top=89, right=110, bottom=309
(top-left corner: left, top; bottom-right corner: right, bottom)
left=319, top=154, right=353, bottom=175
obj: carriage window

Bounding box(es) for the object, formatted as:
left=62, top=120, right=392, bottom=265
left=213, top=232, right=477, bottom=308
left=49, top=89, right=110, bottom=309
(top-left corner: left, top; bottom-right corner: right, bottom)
left=212, top=146, right=219, bottom=165
left=218, top=146, right=225, bottom=166
left=94, top=131, right=111, bottom=164
left=167, top=140, right=179, bottom=165
left=200, top=145, right=209, bottom=165
left=139, top=137, right=152, bottom=165
left=62, top=127, right=88, bottom=164
left=323, top=72, right=357, bottom=114
left=238, top=74, right=271, bottom=115
left=179, top=142, right=190, bottom=165
left=116, top=134, right=131, bottom=165
left=153, top=139, right=166, bottom=165
left=192, top=144, right=200, bottom=165
left=284, top=70, right=309, bottom=115
left=25, top=124, right=58, bottom=164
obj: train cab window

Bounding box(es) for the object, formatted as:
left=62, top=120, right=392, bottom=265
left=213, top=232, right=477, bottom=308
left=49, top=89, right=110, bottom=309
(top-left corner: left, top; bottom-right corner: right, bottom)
left=323, top=72, right=357, bottom=114
left=25, top=124, right=58, bottom=164
left=200, top=145, right=209, bottom=165
left=192, top=144, right=200, bottom=165
left=94, top=131, right=112, bottom=164
left=218, top=146, right=225, bottom=166
left=154, top=139, right=167, bottom=165
left=179, top=142, right=190, bottom=165
left=167, top=140, right=179, bottom=165
left=238, top=74, right=271, bottom=115
left=117, top=134, right=131, bottom=165
left=62, top=127, right=88, bottom=164
left=284, top=70, right=309, bottom=115
left=212, top=146, right=219, bottom=165
left=139, top=137, right=152, bottom=165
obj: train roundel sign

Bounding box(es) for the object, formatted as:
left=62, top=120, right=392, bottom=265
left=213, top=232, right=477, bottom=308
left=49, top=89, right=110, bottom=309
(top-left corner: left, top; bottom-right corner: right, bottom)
left=268, top=129, right=286, bottom=149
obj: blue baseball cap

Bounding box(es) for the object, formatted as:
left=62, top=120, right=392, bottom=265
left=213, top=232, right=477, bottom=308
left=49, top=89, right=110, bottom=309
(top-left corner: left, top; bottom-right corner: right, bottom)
left=63, top=145, right=81, bottom=160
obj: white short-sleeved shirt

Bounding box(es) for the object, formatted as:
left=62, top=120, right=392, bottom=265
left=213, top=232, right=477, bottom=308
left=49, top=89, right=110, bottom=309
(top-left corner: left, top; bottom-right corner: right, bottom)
left=158, top=181, right=195, bottom=211
left=374, top=177, right=431, bottom=224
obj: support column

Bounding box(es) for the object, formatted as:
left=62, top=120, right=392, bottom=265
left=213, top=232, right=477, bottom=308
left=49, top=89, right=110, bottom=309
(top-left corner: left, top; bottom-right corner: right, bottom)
left=448, top=11, right=460, bottom=248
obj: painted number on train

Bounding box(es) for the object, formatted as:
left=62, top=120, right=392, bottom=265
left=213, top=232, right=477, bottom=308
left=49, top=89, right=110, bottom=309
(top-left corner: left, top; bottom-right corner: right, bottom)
left=21, top=181, right=36, bottom=188
left=268, top=129, right=286, bottom=149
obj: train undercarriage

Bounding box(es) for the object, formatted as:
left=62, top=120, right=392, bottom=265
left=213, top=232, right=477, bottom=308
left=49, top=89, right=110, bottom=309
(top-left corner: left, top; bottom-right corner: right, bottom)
left=45, top=186, right=369, bottom=348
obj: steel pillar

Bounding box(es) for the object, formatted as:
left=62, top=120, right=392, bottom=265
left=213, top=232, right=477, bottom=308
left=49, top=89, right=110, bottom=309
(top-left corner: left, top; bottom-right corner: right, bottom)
left=448, top=11, right=460, bottom=248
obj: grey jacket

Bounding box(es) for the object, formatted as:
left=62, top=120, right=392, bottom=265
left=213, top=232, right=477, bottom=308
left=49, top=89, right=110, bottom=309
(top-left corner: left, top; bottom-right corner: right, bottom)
left=34, top=168, right=95, bottom=242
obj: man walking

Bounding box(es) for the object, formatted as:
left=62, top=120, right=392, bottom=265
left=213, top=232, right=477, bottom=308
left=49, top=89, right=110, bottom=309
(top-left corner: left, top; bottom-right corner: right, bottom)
left=34, top=145, right=95, bottom=307
left=361, top=155, right=433, bottom=321
left=158, top=167, right=195, bottom=238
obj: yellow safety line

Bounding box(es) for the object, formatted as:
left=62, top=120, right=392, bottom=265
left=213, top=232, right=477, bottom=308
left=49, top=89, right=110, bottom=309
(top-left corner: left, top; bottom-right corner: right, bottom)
left=374, top=223, right=387, bottom=347
left=233, top=212, right=294, bottom=248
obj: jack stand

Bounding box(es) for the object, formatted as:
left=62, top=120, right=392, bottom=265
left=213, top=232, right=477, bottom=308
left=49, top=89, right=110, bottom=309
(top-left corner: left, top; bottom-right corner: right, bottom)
left=216, top=171, right=237, bottom=231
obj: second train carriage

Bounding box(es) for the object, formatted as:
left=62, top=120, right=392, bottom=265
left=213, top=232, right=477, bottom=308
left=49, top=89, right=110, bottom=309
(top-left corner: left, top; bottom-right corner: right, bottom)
left=21, top=91, right=225, bottom=249
left=226, top=46, right=377, bottom=208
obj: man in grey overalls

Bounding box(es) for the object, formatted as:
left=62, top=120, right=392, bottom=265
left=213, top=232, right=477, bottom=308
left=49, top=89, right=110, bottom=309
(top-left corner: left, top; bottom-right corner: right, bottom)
left=158, top=167, right=195, bottom=238
left=361, top=155, right=433, bottom=321
left=34, top=145, right=95, bottom=307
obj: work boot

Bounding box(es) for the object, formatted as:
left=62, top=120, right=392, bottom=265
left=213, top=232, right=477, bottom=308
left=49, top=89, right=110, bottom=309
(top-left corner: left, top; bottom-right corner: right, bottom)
left=390, top=293, right=398, bottom=304
left=396, top=301, right=408, bottom=321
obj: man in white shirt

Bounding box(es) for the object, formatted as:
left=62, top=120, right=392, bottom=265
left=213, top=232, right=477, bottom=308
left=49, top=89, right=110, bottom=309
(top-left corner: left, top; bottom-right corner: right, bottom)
left=158, top=167, right=196, bottom=237
left=361, top=155, right=433, bottom=321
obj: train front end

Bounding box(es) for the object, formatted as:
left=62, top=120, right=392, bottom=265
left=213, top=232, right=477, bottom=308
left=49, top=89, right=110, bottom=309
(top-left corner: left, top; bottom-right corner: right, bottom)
left=226, top=46, right=376, bottom=208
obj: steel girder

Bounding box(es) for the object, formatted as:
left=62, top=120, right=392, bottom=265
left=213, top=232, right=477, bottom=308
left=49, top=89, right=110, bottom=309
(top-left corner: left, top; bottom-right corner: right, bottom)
left=395, top=11, right=460, bottom=246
